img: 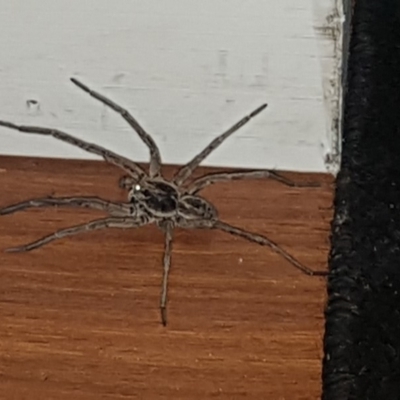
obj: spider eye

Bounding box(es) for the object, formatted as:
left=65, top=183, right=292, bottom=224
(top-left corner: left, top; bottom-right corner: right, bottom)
left=134, top=184, right=141, bottom=192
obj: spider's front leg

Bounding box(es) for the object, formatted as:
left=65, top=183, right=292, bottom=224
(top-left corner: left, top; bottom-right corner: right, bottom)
left=71, top=78, right=162, bottom=178
left=0, top=120, right=145, bottom=178
left=173, top=103, right=267, bottom=185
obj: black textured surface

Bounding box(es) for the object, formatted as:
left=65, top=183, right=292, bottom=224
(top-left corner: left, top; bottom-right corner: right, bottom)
left=322, top=1, right=400, bottom=399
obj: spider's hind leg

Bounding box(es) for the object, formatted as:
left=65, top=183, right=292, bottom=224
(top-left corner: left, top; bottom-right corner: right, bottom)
left=186, top=218, right=327, bottom=276
left=5, top=216, right=147, bottom=253
left=213, top=220, right=328, bottom=276
left=0, top=196, right=132, bottom=217
left=159, top=221, right=174, bottom=326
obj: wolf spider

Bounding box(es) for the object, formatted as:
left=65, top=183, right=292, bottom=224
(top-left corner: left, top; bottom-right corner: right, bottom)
left=0, top=78, right=327, bottom=325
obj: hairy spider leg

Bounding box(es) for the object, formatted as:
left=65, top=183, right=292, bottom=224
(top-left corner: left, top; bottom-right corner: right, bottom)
left=177, top=218, right=327, bottom=276
left=160, top=221, right=174, bottom=326
left=0, top=121, right=144, bottom=178
left=5, top=217, right=149, bottom=253
left=71, top=78, right=162, bottom=178
left=173, top=103, right=268, bottom=186
left=0, top=196, right=133, bottom=216
left=213, top=220, right=327, bottom=276
left=187, top=170, right=320, bottom=194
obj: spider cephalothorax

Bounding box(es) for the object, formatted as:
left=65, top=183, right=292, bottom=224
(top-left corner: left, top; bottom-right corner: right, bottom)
left=0, top=78, right=327, bottom=325
left=129, top=180, right=180, bottom=217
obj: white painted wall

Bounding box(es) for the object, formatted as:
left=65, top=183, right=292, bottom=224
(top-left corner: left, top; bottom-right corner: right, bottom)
left=0, top=0, right=346, bottom=173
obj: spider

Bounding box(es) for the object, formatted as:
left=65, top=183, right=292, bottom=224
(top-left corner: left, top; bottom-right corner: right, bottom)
left=0, top=78, right=327, bottom=325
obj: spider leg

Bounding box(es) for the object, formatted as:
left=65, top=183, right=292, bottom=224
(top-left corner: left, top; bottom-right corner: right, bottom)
left=159, top=221, right=174, bottom=326
left=71, top=78, right=162, bottom=178
left=5, top=216, right=148, bottom=253
left=0, top=121, right=145, bottom=178
left=187, top=170, right=320, bottom=194
left=173, top=103, right=267, bottom=185
left=213, top=220, right=327, bottom=276
left=0, top=196, right=133, bottom=217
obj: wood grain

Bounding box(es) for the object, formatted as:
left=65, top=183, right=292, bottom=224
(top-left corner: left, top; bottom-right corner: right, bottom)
left=0, top=156, right=333, bottom=400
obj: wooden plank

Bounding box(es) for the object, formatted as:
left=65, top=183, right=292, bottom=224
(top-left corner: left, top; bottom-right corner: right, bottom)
left=0, top=156, right=332, bottom=399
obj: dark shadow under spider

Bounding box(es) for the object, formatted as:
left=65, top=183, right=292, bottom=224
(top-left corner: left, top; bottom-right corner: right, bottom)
left=0, top=78, right=328, bottom=326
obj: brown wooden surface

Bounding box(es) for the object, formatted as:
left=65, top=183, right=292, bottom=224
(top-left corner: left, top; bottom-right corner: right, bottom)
left=0, top=156, right=333, bottom=400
